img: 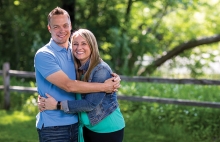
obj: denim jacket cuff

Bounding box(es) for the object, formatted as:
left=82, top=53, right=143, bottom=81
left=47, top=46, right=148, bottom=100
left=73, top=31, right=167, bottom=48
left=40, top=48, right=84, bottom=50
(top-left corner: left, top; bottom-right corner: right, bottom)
left=61, top=100, right=70, bottom=113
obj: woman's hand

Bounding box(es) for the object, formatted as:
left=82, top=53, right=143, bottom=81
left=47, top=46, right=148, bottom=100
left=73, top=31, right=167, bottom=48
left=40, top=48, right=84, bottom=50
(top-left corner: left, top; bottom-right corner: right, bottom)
left=37, top=94, right=58, bottom=111
left=38, top=95, right=45, bottom=112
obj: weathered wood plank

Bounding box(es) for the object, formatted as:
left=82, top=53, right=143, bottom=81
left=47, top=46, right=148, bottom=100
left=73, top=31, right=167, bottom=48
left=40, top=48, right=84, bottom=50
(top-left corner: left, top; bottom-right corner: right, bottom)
left=1, top=67, right=220, bottom=110
left=9, top=86, right=37, bottom=93
left=120, top=75, right=220, bottom=85
left=9, top=70, right=35, bottom=78
left=118, top=95, right=220, bottom=108
left=3, top=63, right=10, bottom=110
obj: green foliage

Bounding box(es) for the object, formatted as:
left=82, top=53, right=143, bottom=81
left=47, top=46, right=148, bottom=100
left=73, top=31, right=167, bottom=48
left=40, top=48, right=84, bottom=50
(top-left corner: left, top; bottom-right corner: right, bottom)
left=0, top=77, right=38, bottom=111
left=0, top=0, right=62, bottom=71
left=1, top=0, right=220, bottom=76
left=121, top=100, right=220, bottom=142
left=1, top=79, right=220, bottom=141
left=120, top=81, right=220, bottom=101
left=118, top=81, right=220, bottom=141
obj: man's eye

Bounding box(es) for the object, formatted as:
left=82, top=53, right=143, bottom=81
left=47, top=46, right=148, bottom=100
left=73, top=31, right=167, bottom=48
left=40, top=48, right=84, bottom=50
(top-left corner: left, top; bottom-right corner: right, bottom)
left=64, top=25, right=69, bottom=28
left=73, top=44, right=78, bottom=46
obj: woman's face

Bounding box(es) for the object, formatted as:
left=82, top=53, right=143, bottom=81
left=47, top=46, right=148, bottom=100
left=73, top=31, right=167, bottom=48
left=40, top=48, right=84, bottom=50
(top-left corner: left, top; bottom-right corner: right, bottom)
left=72, top=34, right=91, bottom=65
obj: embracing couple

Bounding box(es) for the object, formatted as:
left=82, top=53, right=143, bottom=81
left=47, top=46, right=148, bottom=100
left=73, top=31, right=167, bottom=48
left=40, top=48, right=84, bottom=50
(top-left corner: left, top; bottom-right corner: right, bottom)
left=34, top=7, right=125, bottom=142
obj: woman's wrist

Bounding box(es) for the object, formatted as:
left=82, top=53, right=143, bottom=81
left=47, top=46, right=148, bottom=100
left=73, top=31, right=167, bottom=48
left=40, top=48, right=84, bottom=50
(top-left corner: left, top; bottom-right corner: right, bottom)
left=56, top=101, right=61, bottom=110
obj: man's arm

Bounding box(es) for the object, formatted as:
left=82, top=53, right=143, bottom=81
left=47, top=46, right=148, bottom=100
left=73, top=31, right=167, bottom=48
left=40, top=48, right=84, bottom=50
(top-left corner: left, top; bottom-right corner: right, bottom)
left=46, top=70, right=120, bottom=93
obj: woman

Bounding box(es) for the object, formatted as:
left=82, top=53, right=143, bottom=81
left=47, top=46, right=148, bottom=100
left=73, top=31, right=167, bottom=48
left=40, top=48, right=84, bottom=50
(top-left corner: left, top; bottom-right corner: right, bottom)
left=40, top=29, right=125, bottom=142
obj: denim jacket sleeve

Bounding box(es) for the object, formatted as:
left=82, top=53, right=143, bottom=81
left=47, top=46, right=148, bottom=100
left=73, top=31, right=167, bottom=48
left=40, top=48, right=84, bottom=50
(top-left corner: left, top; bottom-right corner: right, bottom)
left=63, top=65, right=112, bottom=113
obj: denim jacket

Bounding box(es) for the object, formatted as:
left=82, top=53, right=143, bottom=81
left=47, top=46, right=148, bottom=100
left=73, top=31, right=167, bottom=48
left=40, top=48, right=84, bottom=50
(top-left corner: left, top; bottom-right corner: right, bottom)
left=63, top=60, right=119, bottom=125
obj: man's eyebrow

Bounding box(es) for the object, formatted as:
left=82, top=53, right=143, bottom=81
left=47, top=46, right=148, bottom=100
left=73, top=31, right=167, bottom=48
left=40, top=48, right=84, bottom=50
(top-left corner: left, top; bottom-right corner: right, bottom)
left=52, top=24, right=59, bottom=27
left=64, top=23, right=70, bottom=26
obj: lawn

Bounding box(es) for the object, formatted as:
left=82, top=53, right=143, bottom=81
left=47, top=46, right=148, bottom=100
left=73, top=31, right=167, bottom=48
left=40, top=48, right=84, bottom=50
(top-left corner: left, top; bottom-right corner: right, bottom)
left=0, top=110, right=38, bottom=142
left=1, top=81, right=220, bottom=142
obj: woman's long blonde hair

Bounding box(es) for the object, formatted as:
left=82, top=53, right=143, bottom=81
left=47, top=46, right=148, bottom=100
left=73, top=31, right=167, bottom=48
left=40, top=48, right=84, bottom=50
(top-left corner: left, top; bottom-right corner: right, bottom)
left=71, top=29, right=101, bottom=81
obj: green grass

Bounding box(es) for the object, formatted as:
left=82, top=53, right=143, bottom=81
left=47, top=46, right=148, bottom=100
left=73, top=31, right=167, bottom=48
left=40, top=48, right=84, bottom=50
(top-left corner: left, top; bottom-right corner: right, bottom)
left=1, top=80, right=220, bottom=141
left=118, top=82, right=220, bottom=142
left=0, top=110, right=38, bottom=142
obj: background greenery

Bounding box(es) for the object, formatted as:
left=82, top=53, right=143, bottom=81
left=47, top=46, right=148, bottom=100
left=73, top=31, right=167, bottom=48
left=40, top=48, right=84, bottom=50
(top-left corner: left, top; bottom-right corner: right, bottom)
left=1, top=0, right=220, bottom=142
left=1, top=79, right=220, bottom=142
left=1, top=0, right=220, bottom=76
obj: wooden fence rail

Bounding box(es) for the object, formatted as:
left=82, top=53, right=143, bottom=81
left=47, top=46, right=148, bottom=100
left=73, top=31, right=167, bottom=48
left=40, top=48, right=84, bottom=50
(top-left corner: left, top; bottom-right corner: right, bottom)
left=1, top=62, right=220, bottom=110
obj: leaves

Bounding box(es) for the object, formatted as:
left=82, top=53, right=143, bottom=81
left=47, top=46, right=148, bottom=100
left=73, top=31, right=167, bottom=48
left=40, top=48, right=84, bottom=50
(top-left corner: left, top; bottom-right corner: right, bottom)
left=1, top=0, right=220, bottom=77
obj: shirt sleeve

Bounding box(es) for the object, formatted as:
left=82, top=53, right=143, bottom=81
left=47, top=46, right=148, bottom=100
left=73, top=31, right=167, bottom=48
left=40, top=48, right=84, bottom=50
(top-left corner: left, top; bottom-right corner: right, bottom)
left=35, top=50, right=61, bottom=78
left=63, top=67, right=112, bottom=113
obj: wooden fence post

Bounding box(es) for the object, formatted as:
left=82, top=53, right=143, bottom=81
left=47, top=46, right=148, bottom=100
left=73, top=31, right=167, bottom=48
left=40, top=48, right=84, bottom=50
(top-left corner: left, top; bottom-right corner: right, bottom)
left=3, top=62, right=10, bottom=110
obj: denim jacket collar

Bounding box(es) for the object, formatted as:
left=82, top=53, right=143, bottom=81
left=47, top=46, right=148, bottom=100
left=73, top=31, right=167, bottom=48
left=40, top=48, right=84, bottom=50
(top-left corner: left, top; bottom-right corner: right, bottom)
left=79, top=59, right=90, bottom=73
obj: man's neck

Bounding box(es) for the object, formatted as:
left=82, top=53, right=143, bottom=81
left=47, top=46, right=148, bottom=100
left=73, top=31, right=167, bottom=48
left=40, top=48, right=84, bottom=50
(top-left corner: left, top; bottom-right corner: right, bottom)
left=56, top=42, right=69, bottom=49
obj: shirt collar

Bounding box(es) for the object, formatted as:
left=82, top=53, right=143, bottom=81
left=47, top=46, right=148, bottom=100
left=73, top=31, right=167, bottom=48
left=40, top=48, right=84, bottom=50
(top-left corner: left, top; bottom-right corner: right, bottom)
left=49, top=38, right=71, bottom=51
left=79, top=59, right=90, bottom=72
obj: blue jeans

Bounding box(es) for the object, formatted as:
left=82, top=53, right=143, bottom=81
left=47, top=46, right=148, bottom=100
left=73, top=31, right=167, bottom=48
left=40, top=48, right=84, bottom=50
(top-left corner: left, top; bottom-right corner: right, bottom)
left=37, top=123, right=78, bottom=142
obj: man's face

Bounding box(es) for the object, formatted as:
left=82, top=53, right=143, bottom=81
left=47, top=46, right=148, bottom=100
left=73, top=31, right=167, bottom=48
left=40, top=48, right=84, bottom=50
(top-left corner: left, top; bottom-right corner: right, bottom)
left=48, top=14, right=72, bottom=48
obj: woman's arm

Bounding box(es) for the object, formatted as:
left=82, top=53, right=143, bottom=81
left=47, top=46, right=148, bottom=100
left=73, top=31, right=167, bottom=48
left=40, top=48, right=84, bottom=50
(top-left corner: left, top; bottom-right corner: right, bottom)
left=39, top=68, right=113, bottom=112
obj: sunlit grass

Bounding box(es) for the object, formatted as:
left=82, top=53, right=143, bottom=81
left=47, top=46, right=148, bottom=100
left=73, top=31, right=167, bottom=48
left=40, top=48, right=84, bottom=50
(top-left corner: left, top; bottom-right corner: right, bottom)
left=0, top=110, right=33, bottom=125
left=1, top=79, right=220, bottom=142
left=0, top=110, right=38, bottom=142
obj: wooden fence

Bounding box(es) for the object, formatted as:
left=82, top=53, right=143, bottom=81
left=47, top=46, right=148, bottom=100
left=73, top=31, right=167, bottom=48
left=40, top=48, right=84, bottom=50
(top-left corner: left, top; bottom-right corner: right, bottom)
left=1, top=62, right=220, bottom=110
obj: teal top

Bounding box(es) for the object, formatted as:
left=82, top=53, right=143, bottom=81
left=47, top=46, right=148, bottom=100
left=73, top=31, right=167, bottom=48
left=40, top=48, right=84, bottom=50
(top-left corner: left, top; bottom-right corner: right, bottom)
left=76, top=93, right=125, bottom=142
left=86, top=107, right=125, bottom=133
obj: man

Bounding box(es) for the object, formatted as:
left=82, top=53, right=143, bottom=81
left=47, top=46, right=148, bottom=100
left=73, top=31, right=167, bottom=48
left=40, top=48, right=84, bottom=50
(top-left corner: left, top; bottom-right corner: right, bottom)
left=34, top=7, right=120, bottom=142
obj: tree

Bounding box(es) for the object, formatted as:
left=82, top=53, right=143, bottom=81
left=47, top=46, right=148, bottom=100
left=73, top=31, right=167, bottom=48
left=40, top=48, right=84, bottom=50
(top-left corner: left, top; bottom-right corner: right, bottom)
left=0, top=0, right=62, bottom=71
left=1, top=0, right=220, bottom=78
left=143, top=34, right=220, bottom=75
left=70, top=0, right=220, bottom=77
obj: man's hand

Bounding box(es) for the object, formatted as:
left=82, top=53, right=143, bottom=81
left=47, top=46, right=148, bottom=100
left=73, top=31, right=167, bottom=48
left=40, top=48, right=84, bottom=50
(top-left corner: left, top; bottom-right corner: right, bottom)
left=37, top=94, right=58, bottom=111
left=104, top=73, right=121, bottom=93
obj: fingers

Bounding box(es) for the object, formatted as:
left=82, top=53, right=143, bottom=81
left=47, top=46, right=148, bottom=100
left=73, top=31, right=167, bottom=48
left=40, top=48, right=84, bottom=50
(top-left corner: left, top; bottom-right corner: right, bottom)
left=111, top=73, right=117, bottom=77
left=112, top=75, right=121, bottom=83
left=113, top=81, right=121, bottom=89
left=39, top=96, right=46, bottom=102
left=45, top=93, right=51, bottom=98
left=38, top=95, right=41, bottom=102
left=37, top=94, right=52, bottom=112
left=38, top=102, right=45, bottom=112
left=38, top=96, right=46, bottom=112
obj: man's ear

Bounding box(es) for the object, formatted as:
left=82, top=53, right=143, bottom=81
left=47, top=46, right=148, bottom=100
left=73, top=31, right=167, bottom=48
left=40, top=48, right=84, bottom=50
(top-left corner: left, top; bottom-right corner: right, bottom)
left=70, top=24, right=72, bottom=31
left=47, top=25, right=51, bottom=33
